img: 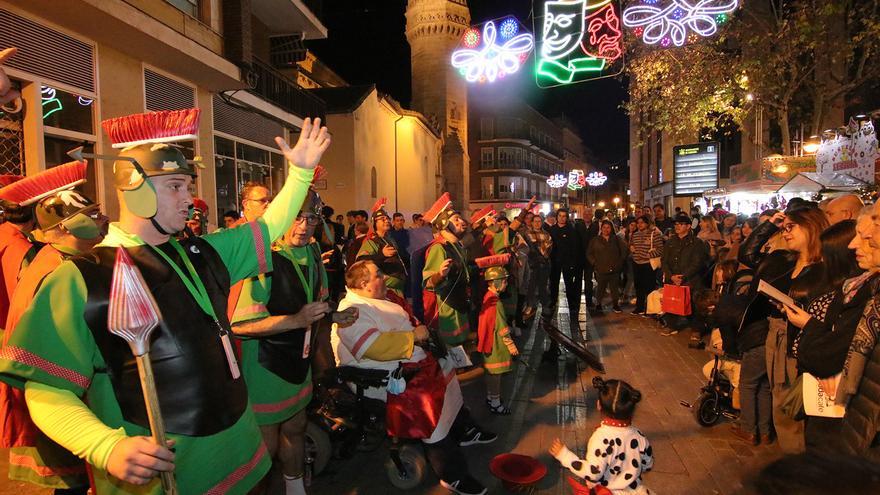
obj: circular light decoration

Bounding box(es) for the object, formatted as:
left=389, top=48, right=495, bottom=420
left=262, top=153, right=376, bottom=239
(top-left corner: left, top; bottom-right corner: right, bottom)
left=451, top=16, right=534, bottom=84
left=463, top=28, right=481, bottom=48
left=547, top=174, right=568, bottom=188
left=77, top=96, right=94, bottom=106
left=499, top=18, right=519, bottom=39
left=585, top=171, right=608, bottom=186
left=623, top=0, right=739, bottom=47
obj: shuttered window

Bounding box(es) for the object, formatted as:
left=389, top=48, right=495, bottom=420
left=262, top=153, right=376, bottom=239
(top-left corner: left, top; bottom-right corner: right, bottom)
left=144, top=69, right=196, bottom=111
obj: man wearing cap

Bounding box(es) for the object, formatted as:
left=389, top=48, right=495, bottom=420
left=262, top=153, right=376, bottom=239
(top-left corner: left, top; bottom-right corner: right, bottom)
left=1, top=165, right=107, bottom=492
left=661, top=213, right=709, bottom=338
left=422, top=194, right=473, bottom=347
left=357, top=199, right=408, bottom=299
left=0, top=112, right=330, bottom=494
left=230, top=176, right=357, bottom=495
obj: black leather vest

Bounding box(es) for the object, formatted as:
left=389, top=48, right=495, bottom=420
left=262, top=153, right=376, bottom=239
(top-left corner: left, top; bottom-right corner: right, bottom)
left=433, top=241, right=470, bottom=313
left=74, top=239, right=247, bottom=436
left=262, top=248, right=322, bottom=384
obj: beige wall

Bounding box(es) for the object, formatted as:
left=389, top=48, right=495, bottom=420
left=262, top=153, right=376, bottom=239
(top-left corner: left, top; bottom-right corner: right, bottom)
left=315, top=90, right=440, bottom=219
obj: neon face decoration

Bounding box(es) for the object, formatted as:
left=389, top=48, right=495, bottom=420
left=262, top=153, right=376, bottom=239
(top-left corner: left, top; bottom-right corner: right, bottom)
left=547, top=174, right=568, bottom=188
left=585, top=171, right=608, bottom=186
left=623, top=0, right=738, bottom=47
left=536, top=0, right=624, bottom=87
left=451, top=17, right=534, bottom=84
left=567, top=169, right=586, bottom=190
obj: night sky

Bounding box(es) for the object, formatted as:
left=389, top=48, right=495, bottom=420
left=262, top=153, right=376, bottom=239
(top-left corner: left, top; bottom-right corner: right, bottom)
left=308, top=0, right=630, bottom=168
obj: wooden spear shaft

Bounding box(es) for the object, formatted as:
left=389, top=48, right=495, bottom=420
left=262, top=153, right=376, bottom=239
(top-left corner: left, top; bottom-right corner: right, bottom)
left=135, top=352, right=177, bottom=494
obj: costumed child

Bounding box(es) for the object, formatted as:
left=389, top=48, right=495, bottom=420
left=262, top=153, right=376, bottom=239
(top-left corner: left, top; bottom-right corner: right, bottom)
left=550, top=377, right=653, bottom=495
left=476, top=254, right=519, bottom=415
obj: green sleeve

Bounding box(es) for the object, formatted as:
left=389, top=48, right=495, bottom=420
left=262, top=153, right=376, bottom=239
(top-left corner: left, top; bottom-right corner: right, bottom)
left=203, top=219, right=273, bottom=284
left=0, top=261, right=97, bottom=396
left=25, top=381, right=126, bottom=470
left=262, top=166, right=315, bottom=241
left=422, top=243, right=447, bottom=290
left=357, top=238, right=380, bottom=259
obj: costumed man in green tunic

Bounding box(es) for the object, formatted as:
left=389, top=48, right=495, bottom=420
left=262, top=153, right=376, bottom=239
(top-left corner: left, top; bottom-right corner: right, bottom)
left=0, top=110, right=330, bottom=495
left=229, top=171, right=357, bottom=495
left=1, top=162, right=108, bottom=493
left=357, top=198, right=407, bottom=300
left=422, top=193, right=473, bottom=347
left=476, top=255, right=519, bottom=416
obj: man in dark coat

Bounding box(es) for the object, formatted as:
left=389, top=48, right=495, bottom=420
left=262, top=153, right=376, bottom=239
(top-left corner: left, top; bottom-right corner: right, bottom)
left=548, top=208, right=584, bottom=320
left=661, top=213, right=709, bottom=338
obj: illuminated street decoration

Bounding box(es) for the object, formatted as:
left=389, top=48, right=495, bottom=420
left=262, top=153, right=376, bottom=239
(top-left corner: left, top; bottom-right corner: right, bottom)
left=623, top=0, right=738, bottom=47
left=567, top=169, right=586, bottom=190
left=585, top=171, right=608, bottom=186
left=77, top=96, right=93, bottom=106
left=535, top=0, right=624, bottom=88
left=41, top=85, right=63, bottom=119
left=451, top=17, right=534, bottom=84
left=547, top=173, right=568, bottom=188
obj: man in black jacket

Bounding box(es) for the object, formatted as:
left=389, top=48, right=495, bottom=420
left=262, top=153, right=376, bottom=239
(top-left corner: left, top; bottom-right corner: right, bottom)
left=661, top=214, right=709, bottom=339
left=581, top=209, right=602, bottom=309
left=549, top=208, right=584, bottom=321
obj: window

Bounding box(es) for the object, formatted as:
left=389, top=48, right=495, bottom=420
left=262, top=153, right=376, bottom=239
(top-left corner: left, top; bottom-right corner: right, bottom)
left=41, top=85, right=93, bottom=134
left=529, top=126, right=537, bottom=141
left=213, top=135, right=285, bottom=217
left=480, top=118, right=493, bottom=140
left=481, top=177, right=495, bottom=199
left=480, top=148, right=494, bottom=169
left=498, top=147, right=517, bottom=168
left=166, top=0, right=199, bottom=18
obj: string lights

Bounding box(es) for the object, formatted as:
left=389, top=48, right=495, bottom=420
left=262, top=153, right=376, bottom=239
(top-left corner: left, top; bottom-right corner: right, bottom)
left=547, top=174, right=568, bottom=188
left=451, top=17, right=534, bottom=84
left=623, top=0, right=738, bottom=47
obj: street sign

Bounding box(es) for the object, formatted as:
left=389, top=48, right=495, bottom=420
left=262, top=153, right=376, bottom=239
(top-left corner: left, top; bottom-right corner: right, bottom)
left=673, top=142, right=719, bottom=196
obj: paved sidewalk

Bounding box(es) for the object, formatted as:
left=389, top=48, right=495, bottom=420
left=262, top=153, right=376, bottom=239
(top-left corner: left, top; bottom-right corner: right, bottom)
left=0, top=294, right=783, bottom=494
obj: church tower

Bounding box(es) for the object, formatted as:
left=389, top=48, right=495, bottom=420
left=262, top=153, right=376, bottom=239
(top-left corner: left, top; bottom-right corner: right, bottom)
left=405, top=0, right=471, bottom=210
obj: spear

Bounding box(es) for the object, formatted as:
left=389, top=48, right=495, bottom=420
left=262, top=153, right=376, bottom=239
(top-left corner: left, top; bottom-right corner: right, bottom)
left=107, top=247, right=177, bottom=494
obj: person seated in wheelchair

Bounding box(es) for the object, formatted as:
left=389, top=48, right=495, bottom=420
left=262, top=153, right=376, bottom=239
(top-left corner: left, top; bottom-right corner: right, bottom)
left=331, top=260, right=493, bottom=495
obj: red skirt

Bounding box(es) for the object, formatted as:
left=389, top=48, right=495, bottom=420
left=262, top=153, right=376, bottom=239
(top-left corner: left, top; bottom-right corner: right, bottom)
left=386, top=355, right=447, bottom=439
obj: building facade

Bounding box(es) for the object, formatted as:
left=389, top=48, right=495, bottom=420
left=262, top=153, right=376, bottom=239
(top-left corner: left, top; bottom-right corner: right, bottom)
left=467, top=87, right=566, bottom=217
left=0, top=0, right=326, bottom=228
left=405, top=0, right=471, bottom=210
left=308, top=85, right=442, bottom=219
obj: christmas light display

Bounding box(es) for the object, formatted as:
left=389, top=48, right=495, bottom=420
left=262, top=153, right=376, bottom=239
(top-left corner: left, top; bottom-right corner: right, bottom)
left=41, top=85, right=63, bottom=119
left=585, top=171, right=608, bottom=186
left=451, top=17, right=534, bottom=84
left=623, top=0, right=738, bottom=47
left=535, top=0, right=624, bottom=87
left=547, top=173, right=568, bottom=188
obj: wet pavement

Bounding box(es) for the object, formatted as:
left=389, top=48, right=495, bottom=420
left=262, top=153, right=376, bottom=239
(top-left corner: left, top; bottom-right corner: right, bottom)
left=0, top=291, right=782, bottom=495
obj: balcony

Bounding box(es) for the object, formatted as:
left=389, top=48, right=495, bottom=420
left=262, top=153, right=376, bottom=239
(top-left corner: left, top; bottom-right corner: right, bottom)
left=252, top=0, right=327, bottom=40
left=251, top=58, right=326, bottom=120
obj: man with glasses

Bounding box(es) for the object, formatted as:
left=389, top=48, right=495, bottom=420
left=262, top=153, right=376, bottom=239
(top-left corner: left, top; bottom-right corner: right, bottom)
left=230, top=180, right=358, bottom=495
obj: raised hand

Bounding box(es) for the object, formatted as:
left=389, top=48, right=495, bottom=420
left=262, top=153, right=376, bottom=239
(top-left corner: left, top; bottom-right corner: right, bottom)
left=0, top=47, right=22, bottom=112
left=549, top=438, right=565, bottom=457
left=274, top=117, right=331, bottom=170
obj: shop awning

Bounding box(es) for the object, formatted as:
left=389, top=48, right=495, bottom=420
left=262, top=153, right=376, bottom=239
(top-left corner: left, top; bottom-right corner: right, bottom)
left=776, top=172, right=867, bottom=194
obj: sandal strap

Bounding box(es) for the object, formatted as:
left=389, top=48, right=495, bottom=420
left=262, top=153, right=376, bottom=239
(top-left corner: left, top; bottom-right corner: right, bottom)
left=485, top=398, right=511, bottom=415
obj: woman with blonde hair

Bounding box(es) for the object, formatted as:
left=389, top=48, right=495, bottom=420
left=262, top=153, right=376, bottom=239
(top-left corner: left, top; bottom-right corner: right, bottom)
left=698, top=215, right=725, bottom=259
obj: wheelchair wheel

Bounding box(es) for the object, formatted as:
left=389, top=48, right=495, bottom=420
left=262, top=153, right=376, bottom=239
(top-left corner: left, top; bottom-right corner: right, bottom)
left=305, top=420, right=332, bottom=476
left=385, top=444, right=427, bottom=490
left=694, top=392, right=722, bottom=427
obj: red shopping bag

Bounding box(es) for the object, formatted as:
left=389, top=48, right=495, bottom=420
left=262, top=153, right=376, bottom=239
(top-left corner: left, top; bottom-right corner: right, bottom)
left=662, top=284, right=692, bottom=316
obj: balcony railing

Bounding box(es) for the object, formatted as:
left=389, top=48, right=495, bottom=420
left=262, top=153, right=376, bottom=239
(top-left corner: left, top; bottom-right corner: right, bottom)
left=251, top=57, right=326, bottom=121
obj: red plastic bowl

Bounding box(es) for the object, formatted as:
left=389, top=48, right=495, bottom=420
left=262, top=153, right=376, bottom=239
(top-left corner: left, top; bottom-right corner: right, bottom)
left=489, top=453, right=547, bottom=492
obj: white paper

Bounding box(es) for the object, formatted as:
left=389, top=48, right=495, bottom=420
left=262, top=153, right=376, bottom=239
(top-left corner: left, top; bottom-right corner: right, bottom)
left=757, top=280, right=798, bottom=309
left=803, top=372, right=846, bottom=418
left=447, top=345, right=472, bottom=369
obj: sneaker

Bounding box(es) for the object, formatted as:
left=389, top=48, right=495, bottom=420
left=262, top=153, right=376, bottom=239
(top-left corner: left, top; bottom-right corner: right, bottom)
left=459, top=426, right=498, bottom=446
left=630, top=310, right=645, bottom=316
left=612, top=305, right=622, bottom=313
left=440, top=477, right=487, bottom=495
left=660, top=329, right=679, bottom=336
